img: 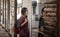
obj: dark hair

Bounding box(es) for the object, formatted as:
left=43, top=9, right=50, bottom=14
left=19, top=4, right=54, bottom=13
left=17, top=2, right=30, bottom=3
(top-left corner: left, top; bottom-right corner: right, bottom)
left=41, top=8, right=44, bottom=14
left=21, top=7, right=27, bottom=15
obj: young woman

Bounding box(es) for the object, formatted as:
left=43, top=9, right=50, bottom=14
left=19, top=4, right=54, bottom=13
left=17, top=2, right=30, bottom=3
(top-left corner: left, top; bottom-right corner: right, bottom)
left=18, top=7, right=29, bottom=37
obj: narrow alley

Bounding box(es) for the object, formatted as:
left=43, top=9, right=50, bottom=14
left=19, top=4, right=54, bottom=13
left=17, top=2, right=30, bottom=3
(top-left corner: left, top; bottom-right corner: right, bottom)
left=0, top=0, right=59, bottom=37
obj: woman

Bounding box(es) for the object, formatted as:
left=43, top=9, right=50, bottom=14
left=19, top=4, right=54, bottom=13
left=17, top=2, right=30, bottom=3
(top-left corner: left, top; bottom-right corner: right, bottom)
left=18, top=7, right=29, bottom=37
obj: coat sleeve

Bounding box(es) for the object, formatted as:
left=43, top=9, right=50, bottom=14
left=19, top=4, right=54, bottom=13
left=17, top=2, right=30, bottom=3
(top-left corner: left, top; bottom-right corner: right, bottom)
left=18, top=16, right=25, bottom=28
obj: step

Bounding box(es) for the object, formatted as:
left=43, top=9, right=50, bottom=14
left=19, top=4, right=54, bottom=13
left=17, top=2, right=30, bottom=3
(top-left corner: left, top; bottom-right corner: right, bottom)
left=43, top=16, right=56, bottom=20
left=44, top=23, right=56, bottom=27
left=44, top=8, right=56, bottom=11
left=43, top=11, right=56, bottom=13
left=44, top=4, right=56, bottom=8
left=44, top=1, right=56, bottom=4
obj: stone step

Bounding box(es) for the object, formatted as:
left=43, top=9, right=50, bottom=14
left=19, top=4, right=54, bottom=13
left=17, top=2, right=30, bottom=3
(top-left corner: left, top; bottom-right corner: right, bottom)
left=44, top=8, right=56, bottom=11
left=43, top=11, right=56, bottom=13
left=44, top=4, right=56, bottom=8
left=44, top=1, right=56, bottom=4
left=44, top=4, right=57, bottom=8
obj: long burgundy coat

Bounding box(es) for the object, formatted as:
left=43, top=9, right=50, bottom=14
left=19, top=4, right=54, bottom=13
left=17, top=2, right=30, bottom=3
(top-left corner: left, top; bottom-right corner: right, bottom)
left=18, top=16, right=29, bottom=37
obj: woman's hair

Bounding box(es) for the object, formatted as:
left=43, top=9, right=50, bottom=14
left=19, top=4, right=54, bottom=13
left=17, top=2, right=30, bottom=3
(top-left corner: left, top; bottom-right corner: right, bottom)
left=21, top=7, right=27, bottom=15
left=41, top=8, right=44, bottom=14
